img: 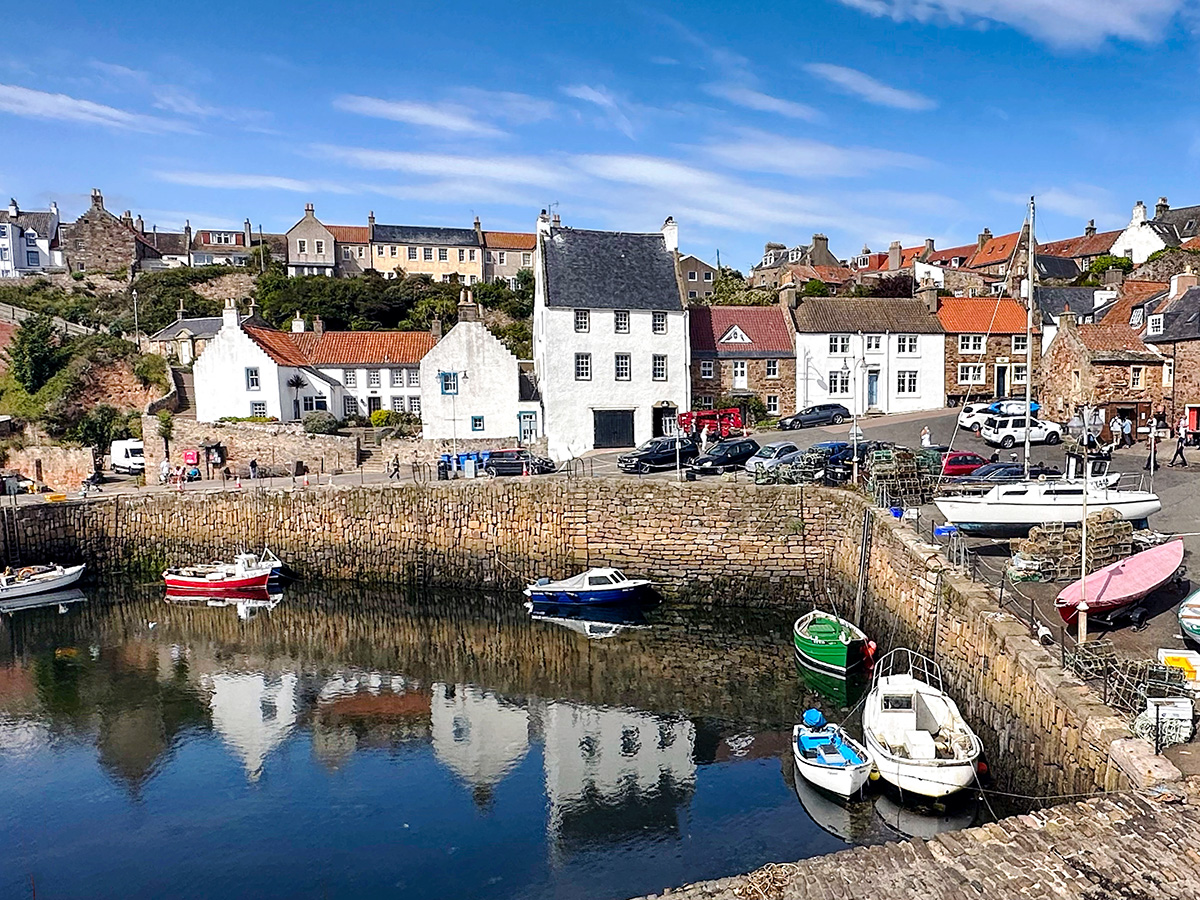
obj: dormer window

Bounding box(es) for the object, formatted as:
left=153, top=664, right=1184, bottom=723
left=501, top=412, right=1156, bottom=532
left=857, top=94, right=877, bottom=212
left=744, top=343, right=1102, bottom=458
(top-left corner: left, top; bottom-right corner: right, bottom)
left=1130, top=308, right=1144, bottom=327
left=1148, top=314, right=1164, bottom=336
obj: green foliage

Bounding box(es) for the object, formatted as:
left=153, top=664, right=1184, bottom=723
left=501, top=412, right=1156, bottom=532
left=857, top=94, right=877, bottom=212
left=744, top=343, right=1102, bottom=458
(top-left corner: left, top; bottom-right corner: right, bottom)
left=303, top=410, right=340, bottom=434
left=703, top=267, right=777, bottom=306
left=801, top=279, right=831, bottom=297
left=489, top=320, right=532, bottom=358
left=157, top=409, right=175, bottom=441
left=716, top=393, right=768, bottom=424
left=218, top=415, right=278, bottom=423
left=71, top=404, right=133, bottom=449
left=1088, top=254, right=1135, bottom=277
left=8, top=314, right=63, bottom=393
left=134, top=353, right=169, bottom=391
left=122, top=266, right=239, bottom=334
left=369, top=409, right=402, bottom=427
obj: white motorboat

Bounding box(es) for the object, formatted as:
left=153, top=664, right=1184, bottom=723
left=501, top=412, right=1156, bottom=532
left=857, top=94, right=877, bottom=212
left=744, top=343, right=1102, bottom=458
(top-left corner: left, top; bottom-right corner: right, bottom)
left=524, top=567, right=650, bottom=605
left=0, top=563, right=85, bottom=600
left=862, top=649, right=981, bottom=799
left=792, top=709, right=874, bottom=798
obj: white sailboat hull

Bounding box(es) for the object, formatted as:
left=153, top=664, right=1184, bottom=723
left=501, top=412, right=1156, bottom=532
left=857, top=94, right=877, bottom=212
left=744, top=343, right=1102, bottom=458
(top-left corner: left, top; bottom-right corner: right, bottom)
left=935, top=490, right=1160, bottom=537
left=0, top=564, right=85, bottom=600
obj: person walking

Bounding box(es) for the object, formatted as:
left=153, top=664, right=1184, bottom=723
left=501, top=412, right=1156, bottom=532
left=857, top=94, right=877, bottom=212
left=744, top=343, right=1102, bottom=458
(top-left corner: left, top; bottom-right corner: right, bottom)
left=249, top=459, right=258, bottom=480
left=1170, top=416, right=1190, bottom=468
left=388, top=453, right=401, bottom=480
left=1121, top=415, right=1133, bottom=448
left=1109, top=414, right=1121, bottom=446
left=920, top=426, right=932, bottom=448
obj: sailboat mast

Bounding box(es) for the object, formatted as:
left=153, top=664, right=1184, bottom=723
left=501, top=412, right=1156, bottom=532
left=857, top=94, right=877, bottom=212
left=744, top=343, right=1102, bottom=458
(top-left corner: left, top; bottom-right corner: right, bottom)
left=1024, top=197, right=1035, bottom=480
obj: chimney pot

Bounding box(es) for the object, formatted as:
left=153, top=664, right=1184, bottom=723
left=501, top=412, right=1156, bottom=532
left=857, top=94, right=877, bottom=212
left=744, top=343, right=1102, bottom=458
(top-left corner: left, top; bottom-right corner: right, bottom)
left=1085, top=219, right=1096, bottom=237
left=431, top=318, right=443, bottom=340
left=552, top=213, right=561, bottom=227
left=91, top=188, right=103, bottom=209
left=312, top=315, right=325, bottom=336
left=1156, top=196, right=1170, bottom=219
left=291, top=311, right=305, bottom=333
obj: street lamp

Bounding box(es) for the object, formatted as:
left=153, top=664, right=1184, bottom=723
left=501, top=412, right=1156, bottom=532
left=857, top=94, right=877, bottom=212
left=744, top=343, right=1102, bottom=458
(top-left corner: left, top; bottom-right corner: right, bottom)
left=131, top=288, right=140, bottom=350
left=1067, top=410, right=1091, bottom=643
left=841, top=357, right=865, bottom=484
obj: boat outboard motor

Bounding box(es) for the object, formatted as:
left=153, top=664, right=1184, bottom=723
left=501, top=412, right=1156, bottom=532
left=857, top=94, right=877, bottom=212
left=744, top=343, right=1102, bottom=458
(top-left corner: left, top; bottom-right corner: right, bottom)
left=802, top=708, right=827, bottom=729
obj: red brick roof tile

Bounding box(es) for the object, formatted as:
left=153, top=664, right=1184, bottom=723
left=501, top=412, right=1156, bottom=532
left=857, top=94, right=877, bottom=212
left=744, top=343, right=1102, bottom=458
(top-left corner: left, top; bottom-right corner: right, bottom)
left=244, top=326, right=438, bottom=367
left=970, top=231, right=1020, bottom=268
left=936, top=296, right=1032, bottom=334
left=1182, top=236, right=1200, bottom=251
left=1038, top=230, right=1120, bottom=259
left=1078, top=324, right=1160, bottom=355
left=244, top=326, right=310, bottom=367
left=327, top=225, right=369, bottom=243
left=1098, top=280, right=1168, bottom=328
left=483, top=231, right=536, bottom=250
left=689, top=305, right=793, bottom=355
left=926, top=243, right=977, bottom=266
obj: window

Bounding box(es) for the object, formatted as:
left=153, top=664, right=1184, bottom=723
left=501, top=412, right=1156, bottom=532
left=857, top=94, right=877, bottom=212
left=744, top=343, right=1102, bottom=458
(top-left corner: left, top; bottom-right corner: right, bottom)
left=250, top=401, right=267, bottom=418
left=408, top=369, right=420, bottom=387
left=699, top=395, right=715, bottom=410
left=471, top=416, right=484, bottom=432
left=615, top=353, right=631, bottom=381
left=1148, top=314, right=1164, bottom=336
left=688, top=290, right=697, bottom=299
left=1164, top=361, right=1174, bottom=387
left=498, top=251, right=507, bottom=265
left=829, top=334, right=850, bottom=354
left=1130, top=308, right=1145, bottom=327
left=766, top=359, right=779, bottom=379
left=958, top=334, right=985, bottom=354
left=507, top=276, right=517, bottom=290
left=1012, top=334, right=1028, bottom=354
left=522, top=252, right=532, bottom=266
left=704, top=291, right=712, bottom=297
left=829, top=370, right=850, bottom=394
left=423, top=247, right=433, bottom=261
left=342, top=247, right=352, bottom=260
left=652, top=354, right=668, bottom=380
left=470, top=275, right=478, bottom=285
left=315, top=240, right=325, bottom=255
left=574, top=309, right=590, bottom=332
left=303, top=395, right=315, bottom=412
left=575, top=353, right=591, bottom=381
left=343, top=368, right=357, bottom=388
left=766, top=395, right=779, bottom=415
left=440, top=372, right=458, bottom=394
left=368, top=369, right=381, bottom=388
left=409, top=396, right=421, bottom=414
left=314, top=396, right=327, bottom=410
left=704, top=271, right=713, bottom=281
left=469, top=249, right=476, bottom=261
left=343, top=396, right=357, bottom=418
left=0, top=225, right=6, bottom=236
left=297, top=239, right=307, bottom=253
left=957, top=363, right=985, bottom=384
left=1131, top=366, right=1145, bottom=389
left=358, top=246, right=365, bottom=258
left=210, top=232, right=235, bottom=245
left=1013, top=364, right=1028, bottom=385
left=700, top=360, right=714, bottom=379
left=441, top=275, right=452, bottom=283
left=458, top=249, right=465, bottom=262
left=377, top=245, right=385, bottom=256
left=0, top=249, right=7, bottom=261
left=390, top=245, right=398, bottom=257
left=391, top=396, right=406, bottom=412
left=614, top=310, right=630, bottom=333
left=25, top=251, right=38, bottom=267
left=897, top=370, right=918, bottom=394
left=865, top=335, right=882, bottom=352
left=408, top=246, right=418, bottom=260
left=688, top=270, right=698, bottom=281
left=391, top=368, right=405, bottom=387
left=245, top=367, right=260, bottom=390
left=487, top=251, right=494, bottom=263
left=438, top=248, right=448, bottom=261
left=652, top=311, right=667, bottom=334
left=897, top=334, right=918, bottom=355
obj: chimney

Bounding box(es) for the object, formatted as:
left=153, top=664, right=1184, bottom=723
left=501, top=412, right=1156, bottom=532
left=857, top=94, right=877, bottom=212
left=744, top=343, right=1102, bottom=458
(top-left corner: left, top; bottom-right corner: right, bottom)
left=888, top=240, right=902, bottom=272
left=1059, top=302, right=1076, bottom=330
left=312, top=315, right=325, bottom=336
left=177, top=296, right=185, bottom=318
left=551, top=213, right=561, bottom=227
left=153, top=225, right=159, bottom=248
left=778, top=282, right=798, bottom=310
left=458, top=288, right=480, bottom=323
left=1156, top=197, right=1170, bottom=219
left=473, top=215, right=483, bottom=247
left=537, top=209, right=551, bottom=236
left=1085, top=219, right=1097, bottom=237
left=304, top=202, right=314, bottom=217
left=90, top=188, right=104, bottom=209
left=1170, top=266, right=1199, bottom=299
left=661, top=216, right=678, bottom=253
left=291, top=311, right=306, bottom=333
left=184, top=220, right=192, bottom=255
left=243, top=218, right=252, bottom=247
left=121, top=210, right=133, bottom=226
left=431, top=318, right=443, bottom=340
left=977, top=227, right=992, bottom=252
left=7, top=198, right=17, bottom=218
left=1132, top=200, right=1147, bottom=224
left=1104, top=266, right=1126, bottom=287
left=134, top=214, right=144, bottom=233
left=811, top=233, right=829, bottom=262
left=923, top=237, right=935, bottom=259
left=48, top=200, right=57, bottom=217
left=221, top=297, right=239, bottom=328
left=917, top=277, right=939, bottom=313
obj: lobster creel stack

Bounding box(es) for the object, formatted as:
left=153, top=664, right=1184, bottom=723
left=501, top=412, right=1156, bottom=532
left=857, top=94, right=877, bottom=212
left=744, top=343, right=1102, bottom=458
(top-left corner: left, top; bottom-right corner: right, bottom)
left=866, top=448, right=933, bottom=506
left=1008, top=508, right=1136, bottom=583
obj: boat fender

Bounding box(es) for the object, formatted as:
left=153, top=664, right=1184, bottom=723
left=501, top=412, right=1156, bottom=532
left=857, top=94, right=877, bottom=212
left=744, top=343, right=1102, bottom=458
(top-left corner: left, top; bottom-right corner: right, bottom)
left=17, top=567, right=33, bottom=579
left=865, top=640, right=877, bottom=660
left=802, top=708, right=827, bottom=728
left=537, top=577, right=551, bottom=586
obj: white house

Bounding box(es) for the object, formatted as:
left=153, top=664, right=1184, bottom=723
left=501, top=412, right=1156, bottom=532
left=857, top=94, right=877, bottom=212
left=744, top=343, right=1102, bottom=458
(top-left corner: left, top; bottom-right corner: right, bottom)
left=788, top=290, right=945, bottom=416
left=0, top=198, right=63, bottom=277
left=533, top=214, right=689, bottom=459
left=420, top=294, right=541, bottom=442
left=1111, top=198, right=1200, bottom=264
left=192, top=300, right=436, bottom=422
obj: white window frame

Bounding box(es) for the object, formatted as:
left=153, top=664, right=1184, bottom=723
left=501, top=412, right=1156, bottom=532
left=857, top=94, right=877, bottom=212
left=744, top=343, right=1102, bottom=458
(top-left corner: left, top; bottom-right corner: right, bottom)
left=829, top=334, right=851, bottom=355
left=897, top=370, right=919, bottom=394
left=614, top=310, right=630, bottom=333
left=574, top=309, right=590, bottom=333
left=652, top=354, right=668, bottom=381
left=957, top=363, right=985, bottom=385
left=390, top=396, right=405, bottom=412
left=297, top=239, right=307, bottom=254
left=829, top=370, right=850, bottom=395
left=958, top=334, right=985, bottom=354
left=1164, top=361, right=1174, bottom=387
left=438, top=248, right=448, bottom=262
left=703, top=270, right=713, bottom=282
left=25, top=251, right=38, bottom=267
left=343, top=396, right=357, bottom=418
left=408, top=246, right=418, bottom=260
left=897, top=334, right=919, bottom=355
left=391, top=368, right=405, bottom=387
left=615, top=353, right=631, bottom=381
left=766, top=395, right=779, bottom=415
left=250, top=401, right=267, bottom=418
left=1012, top=334, right=1029, bottom=355
left=1131, top=366, right=1145, bottom=389
left=423, top=247, right=433, bottom=261
left=368, top=369, right=381, bottom=388
left=699, top=395, right=715, bottom=410
left=652, top=311, right=667, bottom=334
left=409, top=396, right=421, bottom=414
left=458, top=249, right=465, bottom=262
left=522, top=252, right=532, bottom=266
left=1013, top=363, right=1028, bottom=385
left=342, top=247, right=352, bottom=260
left=865, top=335, right=882, bottom=353
left=343, top=368, right=357, bottom=388
left=498, top=251, right=507, bottom=265
left=303, top=395, right=316, bottom=413
left=315, top=240, right=325, bottom=255
left=1148, top=314, right=1164, bottom=336
left=700, top=360, right=714, bottom=379
left=688, top=270, right=698, bottom=281
left=245, top=367, right=260, bottom=391
left=766, top=359, right=779, bottom=379
left=575, top=353, right=592, bottom=381
left=408, top=369, right=420, bottom=387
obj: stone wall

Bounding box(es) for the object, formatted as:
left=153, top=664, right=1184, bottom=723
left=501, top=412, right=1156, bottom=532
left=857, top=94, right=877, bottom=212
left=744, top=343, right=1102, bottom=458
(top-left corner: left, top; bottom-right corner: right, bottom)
left=61, top=193, right=157, bottom=274
left=943, top=332, right=1041, bottom=405
left=6, top=445, right=95, bottom=491
left=140, top=416, right=359, bottom=475
left=691, top=357, right=798, bottom=417
left=1160, top=339, right=1200, bottom=416
left=190, top=272, right=257, bottom=302
left=1131, top=247, right=1200, bottom=282
left=378, top=434, right=549, bottom=466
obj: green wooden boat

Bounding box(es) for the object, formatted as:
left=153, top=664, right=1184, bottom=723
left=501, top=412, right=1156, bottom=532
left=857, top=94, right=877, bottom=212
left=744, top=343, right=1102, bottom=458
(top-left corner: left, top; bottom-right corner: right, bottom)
left=793, top=610, right=869, bottom=678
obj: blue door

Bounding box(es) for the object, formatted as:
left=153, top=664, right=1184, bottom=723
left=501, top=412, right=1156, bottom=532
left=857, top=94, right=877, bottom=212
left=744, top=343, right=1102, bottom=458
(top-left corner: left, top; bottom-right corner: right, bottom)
left=867, top=371, right=879, bottom=408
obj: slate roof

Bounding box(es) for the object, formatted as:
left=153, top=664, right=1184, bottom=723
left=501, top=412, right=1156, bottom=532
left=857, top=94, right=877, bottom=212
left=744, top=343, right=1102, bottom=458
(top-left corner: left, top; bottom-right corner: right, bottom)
left=150, top=315, right=242, bottom=342
left=1034, top=255, right=1081, bottom=280
left=970, top=231, right=1021, bottom=268
left=371, top=224, right=480, bottom=246
left=689, top=306, right=793, bottom=358
left=1037, top=230, right=1120, bottom=260
left=791, top=297, right=943, bottom=334
left=327, top=225, right=369, bottom=243
left=1156, top=204, right=1200, bottom=242
left=1145, top=285, right=1200, bottom=343
left=936, top=296, right=1031, bottom=335
left=483, top=231, right=536, bottom=251
left=1077, top=324, right=1163, bottom=362
left=542, top=227, right=682, bottom=311
left=0, top=209, right=55, bottom=237
left=147, top=231, right=189, bottom=256
left=1034, top=287, right=1104, bottom=321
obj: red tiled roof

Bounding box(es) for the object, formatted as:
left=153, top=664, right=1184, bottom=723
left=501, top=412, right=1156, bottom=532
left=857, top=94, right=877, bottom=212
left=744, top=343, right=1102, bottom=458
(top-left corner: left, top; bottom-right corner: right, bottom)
left=970, top=231, right=1020, bottom=267
left=936, top=296, right=1032, bottom=334
left=689, top=305, right=793, bottom=355
left=926, top=242, right=976, bottom=266
left=483, top=231, right=536, bottom=250
left=855, top=247, right=924, bottom=273
left=327, top=225, right=369, bottom=243
left=1078, top=324, right=1159, bottom=355
left=1099, top=280, right=1168, bottom=327
left=244, top=326, right=310, bottom=367
left=244, top=326, right=437, bottom=367
left=1182, top=236, right=1200, bottom=251
left=898, top=246, right=925, bottom=267
left=1038, top=230, right=1120, bottom=259
left=787, top=263, right=854, bottom=284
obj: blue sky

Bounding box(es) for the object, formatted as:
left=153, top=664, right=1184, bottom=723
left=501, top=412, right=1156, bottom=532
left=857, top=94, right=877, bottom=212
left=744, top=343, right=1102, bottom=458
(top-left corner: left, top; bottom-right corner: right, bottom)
left=3, top=0, right=1200, bottom=270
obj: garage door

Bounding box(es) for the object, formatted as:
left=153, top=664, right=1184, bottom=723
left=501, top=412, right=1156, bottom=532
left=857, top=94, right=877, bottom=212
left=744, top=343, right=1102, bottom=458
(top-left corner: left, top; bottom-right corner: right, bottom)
left=594, top=410, right=635, bottom=448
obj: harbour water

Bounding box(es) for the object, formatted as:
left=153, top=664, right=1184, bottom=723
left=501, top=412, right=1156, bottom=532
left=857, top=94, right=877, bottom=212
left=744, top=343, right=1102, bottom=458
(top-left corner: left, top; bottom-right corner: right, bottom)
left=0, top=583, right=994, bottom=900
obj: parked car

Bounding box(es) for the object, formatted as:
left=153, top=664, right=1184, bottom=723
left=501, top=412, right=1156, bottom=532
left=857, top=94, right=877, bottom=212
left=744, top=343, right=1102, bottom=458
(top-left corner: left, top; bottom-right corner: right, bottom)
left=778, top=404, right=850, bottom=430
left=483, top=449, right=556, bottom=476
left=979, top=415, right=1062, bottom=448
left=940, top=451, right=990, bottom=477
left=618, top=437, right=699, bottom=473
left=957, top=400, right=1041, bottom=433
left=777, top=440, right=850, bottom=465
left=743, top=441, right=801, bottom=474
left=690, top=438, right=761, bottom=474
left=945, top=461, right=1062, bottom=484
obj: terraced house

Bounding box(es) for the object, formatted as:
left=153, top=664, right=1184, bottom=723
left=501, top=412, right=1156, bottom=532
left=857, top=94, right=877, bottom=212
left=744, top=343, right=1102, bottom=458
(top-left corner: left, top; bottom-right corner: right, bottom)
left=689, top=305, right=795, bottom=418
left=936, top=295, right=1039, bottom=407
left=483, top=231, right=535, bottom=288
left=0, top=197, right=62, bottom=277
left=369, top=213, right=484, bottom=283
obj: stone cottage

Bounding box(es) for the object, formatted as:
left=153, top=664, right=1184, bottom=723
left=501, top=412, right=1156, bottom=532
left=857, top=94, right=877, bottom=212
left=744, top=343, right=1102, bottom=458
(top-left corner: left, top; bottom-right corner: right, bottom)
left=689, top=304, right=795, bottom=418
left=936, top=295, right=1039, bottom=407
left=61, top=188, right=161, bottom=274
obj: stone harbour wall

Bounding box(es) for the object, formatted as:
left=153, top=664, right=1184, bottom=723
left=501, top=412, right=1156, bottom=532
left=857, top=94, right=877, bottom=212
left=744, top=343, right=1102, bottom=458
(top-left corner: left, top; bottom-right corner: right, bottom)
left=140, top=416, right=359, bottom=475
left=6, top=445, right=95, bottom=491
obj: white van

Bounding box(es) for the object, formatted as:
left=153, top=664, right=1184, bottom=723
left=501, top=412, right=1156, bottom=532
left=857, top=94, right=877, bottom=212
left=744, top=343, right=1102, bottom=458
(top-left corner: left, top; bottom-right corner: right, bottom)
left=110, top=439, right=146, bottom=474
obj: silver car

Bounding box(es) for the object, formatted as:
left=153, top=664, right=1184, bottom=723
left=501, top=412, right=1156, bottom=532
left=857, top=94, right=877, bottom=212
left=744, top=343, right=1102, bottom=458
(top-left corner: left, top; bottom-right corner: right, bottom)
left=743, top=441, right=801, bottom=474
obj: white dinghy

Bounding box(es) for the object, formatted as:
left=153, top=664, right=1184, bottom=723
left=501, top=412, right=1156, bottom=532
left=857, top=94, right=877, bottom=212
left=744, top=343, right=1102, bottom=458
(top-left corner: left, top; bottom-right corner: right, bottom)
left=862, top=649, right=981, bottom=799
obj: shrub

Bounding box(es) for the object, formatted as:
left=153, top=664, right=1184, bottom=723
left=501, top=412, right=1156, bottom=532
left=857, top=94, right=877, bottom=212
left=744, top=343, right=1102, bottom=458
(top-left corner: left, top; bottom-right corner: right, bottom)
left=303, top=411, right=340, bottom=434
left=134, top=353, right=170, bottom=391
left=157, top=409, right=174, bottom=442
left=369, top=409, right=402, bottom=428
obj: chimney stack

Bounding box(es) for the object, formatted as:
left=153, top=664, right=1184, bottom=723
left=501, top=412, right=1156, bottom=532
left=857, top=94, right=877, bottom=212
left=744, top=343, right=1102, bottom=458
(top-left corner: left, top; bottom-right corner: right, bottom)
left=304, top=202, right=314, bottom=216
left=1059, top=302, right=1076, bottom=329
left=923, top=237, right=935, bottom=258
left=661, top=216, right=678, bottom=253
left=121, top=210, right=133, bottom=226
left=917, top=277, right=939, bottom=314
left=49, top=200, right=57, bottom=217
left=313, top=315, right=325, bottom=336
left=778, top=282, right=798, bottom=310
left=243, top=218, right=252, bottom=247
left=221, top=297, right=239, bottom=328
left=90, top=188, right=104, bottom=209
left=7, top=198, right=17, bottom=218
left=1170, top=266, right=1199, bottom=299
left=977, top=227, right=992, bottom=252
left=1156, top=197, right=1170, bottom=219
left=1085, top=219, right=1097, bottom=237
left=431, top=318, right=443, bottom=340
left=1132, top=200, right=1147, bottom=224
left=1104, top=266, right=1126, bottom=287
left=458, top=288, right=480, bottom=322
left=291, top=311, right=306, bottom=333
left=551, top=213, right=561, bottom=227
left=888, top=240, right=902, bottom=272
left=135, top=214, right=144, bottom=233
left=537, top=209, right=551, bottom=236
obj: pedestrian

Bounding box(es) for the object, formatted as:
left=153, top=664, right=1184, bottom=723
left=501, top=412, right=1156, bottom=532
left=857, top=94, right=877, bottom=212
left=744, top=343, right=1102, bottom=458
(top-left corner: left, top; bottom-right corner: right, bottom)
left=1109, top=413, right=1121, bottom=445
left=249, top=459, right=258, bottom=480
left=388, top=453, right=401, bottom=480
left=1121, top=415, right=1133, bottom=448
left=159, top=457, right=171, bottom=485
left=920, top=426, right=931, bottom=448
left=700, top=423, right=711, bottom=454
left=1169, top=417, right=1189, bottom=468
left=989, top=451, right=999, bottom=463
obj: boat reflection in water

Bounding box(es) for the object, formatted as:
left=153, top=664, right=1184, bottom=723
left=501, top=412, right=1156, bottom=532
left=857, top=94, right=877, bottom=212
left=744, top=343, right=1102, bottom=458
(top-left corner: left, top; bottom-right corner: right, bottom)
left=874, top=789, right=980, bottom=840
left=0, top=587, right=87, bottom=615
left=790, top=759, right=879, bottom=845
left=526, top=599, right=652, bottom=639
left=165, top=588, right=283, bottom=621
left=795, top=663, right=868, bottom=710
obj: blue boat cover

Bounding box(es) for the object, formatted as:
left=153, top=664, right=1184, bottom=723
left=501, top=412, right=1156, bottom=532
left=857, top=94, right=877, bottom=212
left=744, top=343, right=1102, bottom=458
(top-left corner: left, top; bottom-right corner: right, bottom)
left=802, top=708, right=826, bottom=728
left=797, top=728, right=864, bottom=767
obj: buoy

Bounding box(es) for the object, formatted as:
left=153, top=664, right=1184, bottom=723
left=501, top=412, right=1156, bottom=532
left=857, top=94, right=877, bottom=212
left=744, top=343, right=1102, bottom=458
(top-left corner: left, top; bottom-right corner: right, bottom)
left=236, top=478, right=242, bottom=489
left=868, top=769, right=881, bottom=782
left=977, top=760, right=989, bottom=776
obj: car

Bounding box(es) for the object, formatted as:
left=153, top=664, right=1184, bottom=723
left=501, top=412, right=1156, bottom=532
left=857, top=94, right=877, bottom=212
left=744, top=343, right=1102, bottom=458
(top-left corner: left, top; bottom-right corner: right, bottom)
left=777, top=441, right=850, bottom=465
left=979, top=415, right=1063, bottom=448
left=743, top=441, right=801, bottom=474
left=618, top=436, right=699, bottom=473
left=945, top=461, right=1062, bottom=484
left=957, top=399, right=1041, bottom=433
left=778, top=404, right=851, bottom=430
left=483, top=449, right=556, bottom=477
left=690, top=438, right=761, bottom=474
left=109, top=439, right=145, bottom=475
left=940, top=451, right=989, bottom=477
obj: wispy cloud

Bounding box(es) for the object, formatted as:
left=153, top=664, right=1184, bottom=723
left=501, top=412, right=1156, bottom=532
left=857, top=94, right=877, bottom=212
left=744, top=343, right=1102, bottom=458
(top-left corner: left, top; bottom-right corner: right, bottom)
left=702, top=83, right=820, bottom=121
left=152, top=87, right=270, bottom=127
left=990, top=184, right=1123, bottom=227
left=0, top=83, right=191, bottom=133
left=835, top=0, right=1187, bottom=48
left=153, top=171, right=355, bottom=193
left=312, top=144, right=575, bottom=188
left=333, top=94, right=505, bottom=137
left=452, top=88, right=556, bottom=125
left=804, top=63, right=936, bottom=110
left=561, top=84, right=635, bottom=139
left=704, top=129, right=928, bottom=176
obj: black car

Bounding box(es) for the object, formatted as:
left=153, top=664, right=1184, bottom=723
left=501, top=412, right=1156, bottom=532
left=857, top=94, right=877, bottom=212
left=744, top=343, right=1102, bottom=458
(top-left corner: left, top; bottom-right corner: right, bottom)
left=689, top=438, right=761, bottom=474
left=778, top=404, right=851, bottom=430
left=618, top=437, right=699, bottom=473
left=483, top=449, right=556, bottom=476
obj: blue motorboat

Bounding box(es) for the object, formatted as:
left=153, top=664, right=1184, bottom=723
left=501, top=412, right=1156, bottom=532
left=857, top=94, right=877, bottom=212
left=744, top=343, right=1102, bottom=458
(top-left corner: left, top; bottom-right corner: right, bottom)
left=523, top=567, right=650, bottom=605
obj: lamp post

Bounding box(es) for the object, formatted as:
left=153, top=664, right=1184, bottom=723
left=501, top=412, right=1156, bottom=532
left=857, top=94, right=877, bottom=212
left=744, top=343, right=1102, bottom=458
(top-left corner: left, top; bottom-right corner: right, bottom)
left=842, top=355, right=865, bottom=484
left=131, top=288, right=140, bottom=350
left=1067, top=410, right=1091, bottom=643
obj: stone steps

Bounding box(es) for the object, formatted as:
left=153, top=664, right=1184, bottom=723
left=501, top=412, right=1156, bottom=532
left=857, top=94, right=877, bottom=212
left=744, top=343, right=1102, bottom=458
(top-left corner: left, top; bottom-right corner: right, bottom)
left=172, top=368, right=196, bottom=420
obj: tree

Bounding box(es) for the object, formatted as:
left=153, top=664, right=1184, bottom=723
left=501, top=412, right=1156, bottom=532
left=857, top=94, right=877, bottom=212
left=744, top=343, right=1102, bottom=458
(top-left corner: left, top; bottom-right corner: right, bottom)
left=9, top=313, right=61, bottom=393
left=1088, top=254, right=1135, bottom=278
left=286, top=374, right=306, bottom=419
left=865, top=274, right=915, bottom=298
left=157, top=410, right=175, bottom=457
left=801, top=279, right=831, bottom=297
left=303, top=411, right=340, bottom=434
left=705, top=267, right=777, bottom=307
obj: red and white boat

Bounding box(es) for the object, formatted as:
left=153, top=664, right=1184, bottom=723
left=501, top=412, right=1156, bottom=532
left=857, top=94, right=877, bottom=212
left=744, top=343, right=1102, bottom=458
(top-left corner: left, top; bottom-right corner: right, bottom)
left=1055, top=539, right=1184, bottom=624
left=163, top=553, right=275, bottom=595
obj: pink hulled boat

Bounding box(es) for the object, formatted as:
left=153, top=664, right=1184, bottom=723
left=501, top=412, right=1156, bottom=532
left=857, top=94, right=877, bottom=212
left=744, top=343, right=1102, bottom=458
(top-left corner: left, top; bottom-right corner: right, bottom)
left=1055, top=539, right=1184, bottom=624
left=163, top=553, right=275, bottom=595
